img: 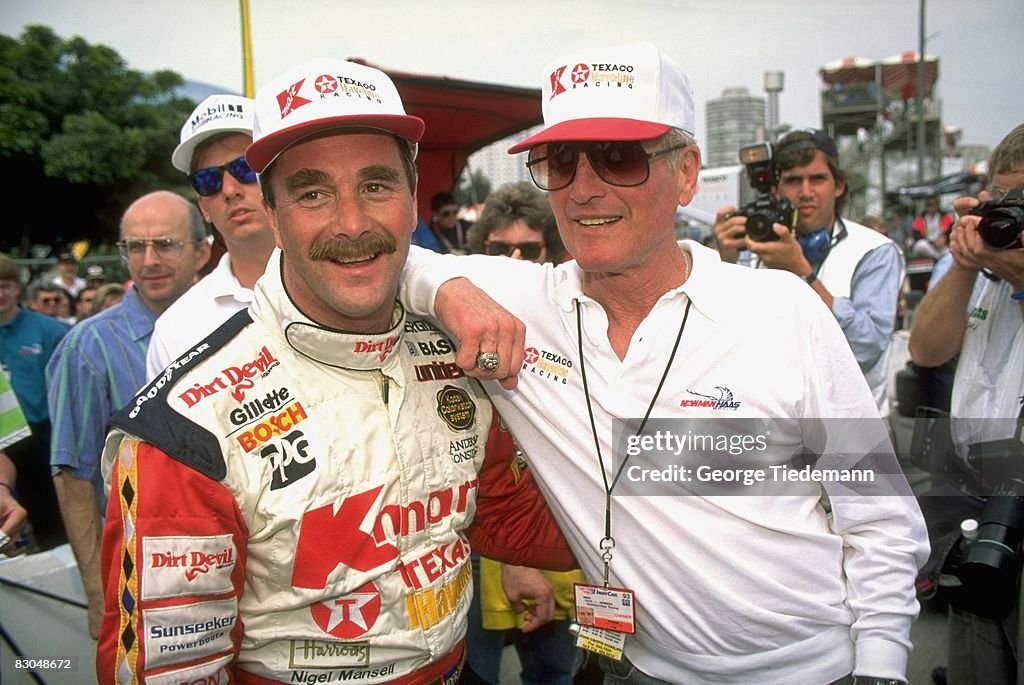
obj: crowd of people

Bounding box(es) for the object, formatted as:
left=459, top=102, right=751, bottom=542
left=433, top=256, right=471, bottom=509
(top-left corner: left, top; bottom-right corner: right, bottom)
left=0, top=40, right=1020, bottom=685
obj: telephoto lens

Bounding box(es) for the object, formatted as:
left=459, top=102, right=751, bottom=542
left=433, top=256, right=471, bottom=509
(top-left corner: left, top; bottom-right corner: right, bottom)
left=959, top=494, right=1024, bottom=619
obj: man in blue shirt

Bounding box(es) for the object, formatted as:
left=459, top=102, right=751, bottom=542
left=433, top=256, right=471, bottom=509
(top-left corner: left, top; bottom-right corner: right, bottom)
left=715, top=129, right=904, bottom=416
left=0, top=253, right=69, bottom=551
left=47, top=190, right=210, bottom=638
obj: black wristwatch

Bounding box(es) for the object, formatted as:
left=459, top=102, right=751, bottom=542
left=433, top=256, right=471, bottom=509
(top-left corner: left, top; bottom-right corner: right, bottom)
left=852, top=677, right=906, bottom=685
left=804, top=271, right=818, bottom=285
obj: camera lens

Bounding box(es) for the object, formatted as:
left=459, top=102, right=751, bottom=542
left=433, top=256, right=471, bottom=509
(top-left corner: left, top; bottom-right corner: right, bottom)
left=977, top=207, right=1024, bottom=250
left=745, top=213, right=778, bottom=242
left=959, top=494, right=1024, bottom=619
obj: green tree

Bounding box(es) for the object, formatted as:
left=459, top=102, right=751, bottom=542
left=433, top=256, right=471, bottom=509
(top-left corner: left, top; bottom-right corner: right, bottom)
left=0, top=25, right=197, bottom=254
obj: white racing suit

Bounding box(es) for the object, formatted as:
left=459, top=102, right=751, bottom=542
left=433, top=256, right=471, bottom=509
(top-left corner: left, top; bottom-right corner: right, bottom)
left=97, top=252, right=571, bottom=685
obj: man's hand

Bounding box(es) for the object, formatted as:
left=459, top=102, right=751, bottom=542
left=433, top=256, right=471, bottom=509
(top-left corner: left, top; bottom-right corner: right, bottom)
left=713, top=206, right=747, bottom=264
left=745, top=223, right=813, bottom=278
left=500, top=564, right=555, bottom=633
left=434, top=278, right=526, bottom=390
left=0, top=483, right=28, bottom=557
left=950, top=193, right=1024, bottom=289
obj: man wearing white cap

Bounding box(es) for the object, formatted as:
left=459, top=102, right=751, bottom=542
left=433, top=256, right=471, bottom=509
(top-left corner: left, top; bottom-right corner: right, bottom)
left=96, top=58, right=569, bottom=685
left=402, top=43, right=928, bottom=684
left=146, top=94, right=277, bottom=378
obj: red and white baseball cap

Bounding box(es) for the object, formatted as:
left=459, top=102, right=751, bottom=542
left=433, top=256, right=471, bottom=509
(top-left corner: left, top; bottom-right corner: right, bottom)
left=508, top=43, right=695, bottom=154
left=246, top=58, right=425, bottom=173
left=172, top=94, right=254, bottom=172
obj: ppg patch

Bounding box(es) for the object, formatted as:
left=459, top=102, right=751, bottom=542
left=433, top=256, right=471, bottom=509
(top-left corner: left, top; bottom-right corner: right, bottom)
left=436, top=385, right=476, bottom=432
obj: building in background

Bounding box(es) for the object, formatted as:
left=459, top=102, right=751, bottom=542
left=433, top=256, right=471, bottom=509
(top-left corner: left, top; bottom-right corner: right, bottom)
left=705, top=87, right=766, bottom=168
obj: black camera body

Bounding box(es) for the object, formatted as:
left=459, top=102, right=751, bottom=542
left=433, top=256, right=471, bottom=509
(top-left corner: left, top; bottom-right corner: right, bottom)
left=970, top=188, right=1024, bottom=251
left=735, top=142, right=796, bottom=242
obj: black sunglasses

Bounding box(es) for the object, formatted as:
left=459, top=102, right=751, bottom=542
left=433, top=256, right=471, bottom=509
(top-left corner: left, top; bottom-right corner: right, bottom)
left=189, top=156, right=258, bottom=197
left=484, top=241, right=545, bottom=260
left=526, top=141, right=688, bottom=191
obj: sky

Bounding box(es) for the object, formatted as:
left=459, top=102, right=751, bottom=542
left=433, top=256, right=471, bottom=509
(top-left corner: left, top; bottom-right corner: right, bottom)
left=2, top=0, right=1021, bottom=150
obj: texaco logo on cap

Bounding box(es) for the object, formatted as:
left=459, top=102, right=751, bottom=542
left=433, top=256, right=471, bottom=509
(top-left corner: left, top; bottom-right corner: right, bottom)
left=315, top=74, right=338, bottom=95
left=571, top=64, right=590, bottom=83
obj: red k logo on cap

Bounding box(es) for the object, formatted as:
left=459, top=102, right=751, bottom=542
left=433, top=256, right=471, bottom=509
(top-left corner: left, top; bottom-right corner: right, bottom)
left=571, top=63, right=590, bottom=84
left=277, top=78, right=312, bottom=118
left=314, top=74, right=338, bottom=95
left=549, top=66, right=567, bottom=99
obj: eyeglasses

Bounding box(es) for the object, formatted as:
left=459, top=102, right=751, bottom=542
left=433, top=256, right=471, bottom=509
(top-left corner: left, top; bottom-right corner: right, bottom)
left=526, top=141, right=689, bottom=191
left=116, top=238, right=193, bottom=260
left=188, top=155, right=258, bottom=197
left=484, top=241, right=545, bottom=260
left=37, top=296, right=62, bottom=305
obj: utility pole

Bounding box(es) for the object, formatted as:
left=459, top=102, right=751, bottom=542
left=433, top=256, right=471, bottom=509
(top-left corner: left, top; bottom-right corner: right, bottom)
left=240, top=0, right=255, bottom=97
left=916, top=0, right=926, bottom=182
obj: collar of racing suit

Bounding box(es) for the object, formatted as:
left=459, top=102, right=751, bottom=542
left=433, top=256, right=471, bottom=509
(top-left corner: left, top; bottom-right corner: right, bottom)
left=250, top=248, right=406, bottom=371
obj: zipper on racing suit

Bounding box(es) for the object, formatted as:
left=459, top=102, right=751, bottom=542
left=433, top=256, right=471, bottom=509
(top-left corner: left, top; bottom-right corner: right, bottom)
left=376, top=369, right=389, bottom=406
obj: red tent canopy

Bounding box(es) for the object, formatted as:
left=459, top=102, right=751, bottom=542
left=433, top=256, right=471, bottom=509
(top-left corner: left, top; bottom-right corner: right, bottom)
left=351, top=59, right=542, bottom=220
left=818, top=52, right=939, bottom=101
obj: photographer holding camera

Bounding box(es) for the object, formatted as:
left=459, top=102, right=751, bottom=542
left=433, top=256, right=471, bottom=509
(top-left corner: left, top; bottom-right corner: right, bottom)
left=909, top=123, right=1024, bottom=685
left=715, top=129, right=904, bottom=416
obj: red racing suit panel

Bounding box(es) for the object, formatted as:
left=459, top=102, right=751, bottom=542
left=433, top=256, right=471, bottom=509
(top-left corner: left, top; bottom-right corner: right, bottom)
left=470, top=419, right=577, bottom=572
left=98, top=438, right=249, bottom=684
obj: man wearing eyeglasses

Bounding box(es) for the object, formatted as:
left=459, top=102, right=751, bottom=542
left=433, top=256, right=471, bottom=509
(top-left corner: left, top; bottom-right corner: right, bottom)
left=713, top=129, right=904, bottom=417
left=47, top=190, right=210, bottom=639
left=430, top=191, right=472, bottom=254
left=145, top=95, right=277, bottom=379
left=401, top=43, right=927, bottom=684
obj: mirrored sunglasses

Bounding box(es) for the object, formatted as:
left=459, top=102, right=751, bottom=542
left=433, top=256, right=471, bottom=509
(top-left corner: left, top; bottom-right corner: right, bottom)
left=189, top=155, right=258, bottom=197
left=526, top=141, right=688, bottom=192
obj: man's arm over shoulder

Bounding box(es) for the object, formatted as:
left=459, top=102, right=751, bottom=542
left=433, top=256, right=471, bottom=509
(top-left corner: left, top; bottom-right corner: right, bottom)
left=403, top=246, right=532, bottom=387
left=832, top=242, right=902, bottom=369
left=98, top=436, right=248, bottom=684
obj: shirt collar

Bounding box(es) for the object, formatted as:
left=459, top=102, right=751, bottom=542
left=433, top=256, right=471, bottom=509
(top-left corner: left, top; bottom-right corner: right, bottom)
left=115, top=287, right=160, bottom=343
left=551, top=240, right=726, bottom=324
left=251, top=249, right=405, bottom=371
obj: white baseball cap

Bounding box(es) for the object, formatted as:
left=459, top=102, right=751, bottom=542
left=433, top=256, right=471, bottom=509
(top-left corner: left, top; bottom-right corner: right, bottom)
left=171, top=94, right=254, bottom=172
left=246, top=58, right=425, bottom=173
left=508, top=43, right=695, bottom=154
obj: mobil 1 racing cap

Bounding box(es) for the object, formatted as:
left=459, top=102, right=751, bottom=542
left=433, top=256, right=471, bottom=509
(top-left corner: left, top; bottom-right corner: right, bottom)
left=246, top=57, right=425, bottom=173
left=507, top=42, right=695, bottom=154
left=172, top=94, right=254, bottom=172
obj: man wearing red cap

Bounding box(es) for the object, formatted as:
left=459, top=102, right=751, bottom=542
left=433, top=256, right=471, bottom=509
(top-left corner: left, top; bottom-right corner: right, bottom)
left=402, top=43, right=927, bottom=685
left=96, top=58, right=568, bottom=685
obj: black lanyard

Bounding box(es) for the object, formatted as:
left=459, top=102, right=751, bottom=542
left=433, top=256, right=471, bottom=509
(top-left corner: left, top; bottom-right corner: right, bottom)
left=574, top=296, right=692, bottom=585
